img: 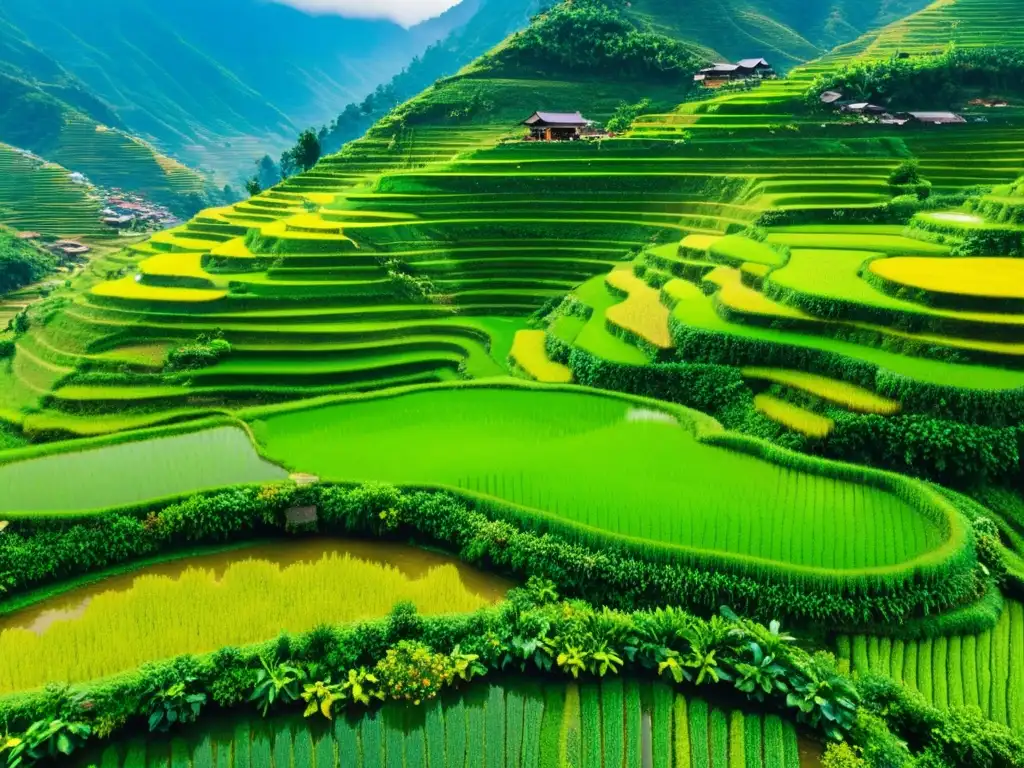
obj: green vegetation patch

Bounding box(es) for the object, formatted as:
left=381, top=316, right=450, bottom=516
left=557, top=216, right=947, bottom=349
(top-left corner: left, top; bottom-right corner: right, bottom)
left=253, top=385, right=948, bottom=573
left=0, top=426, right=286, bottom=514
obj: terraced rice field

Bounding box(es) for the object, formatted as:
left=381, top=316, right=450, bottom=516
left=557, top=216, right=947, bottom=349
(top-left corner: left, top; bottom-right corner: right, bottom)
left=742, top=368, right=901, bottom=414
left=753, top=394, right=834, bottom=438
left=0, top=144, right=108, bottom=236
left=869, top=257, right=1024, bottom=303
left=73, top=681, right=806, bottom=768
left=0, top=542, right=507, bottom=693
left=0, top=426, right=286, bottom=514
left=253, top=385, right=952, bottom=574
left=837, top=601, right=1024, bottom=732
left=509, top=330, right=572, bottom=383
left=659, top=236, right=1024, bottom=392
left=1, top=0, right=1022, bottom=762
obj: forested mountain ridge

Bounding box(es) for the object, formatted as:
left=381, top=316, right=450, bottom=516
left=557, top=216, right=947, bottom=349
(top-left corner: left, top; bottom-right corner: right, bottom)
left=318, top=0, right=544, bottom=154
left=356, top=0, right=935, bottom=136
left=318, top=0, right=935, bottom=154
left=0, top=0, right=476, bottom=178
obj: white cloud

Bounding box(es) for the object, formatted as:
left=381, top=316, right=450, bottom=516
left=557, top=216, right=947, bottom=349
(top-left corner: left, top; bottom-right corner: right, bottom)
left=266, top=0, right=461, bottom=26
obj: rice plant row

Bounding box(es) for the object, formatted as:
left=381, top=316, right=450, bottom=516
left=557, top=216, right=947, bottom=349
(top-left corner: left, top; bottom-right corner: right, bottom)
left=259, top=386, right=948, bottom=574
left=82, top=682, right=795, bottom=768
left=0, top=426, right=286, bottom=515
left=0, top=553, right=500, bottom=694
left=837, top=600, right=1024, bottom=732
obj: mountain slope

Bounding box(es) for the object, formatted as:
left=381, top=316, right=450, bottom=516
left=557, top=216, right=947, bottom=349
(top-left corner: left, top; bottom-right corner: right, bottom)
left=0, top=0, right=479, bottom=177
left=364, top=0, right=936, bottom=135
left=622, top=0, right=936, bottom=67
left=319, top=0, right=543, bottom=153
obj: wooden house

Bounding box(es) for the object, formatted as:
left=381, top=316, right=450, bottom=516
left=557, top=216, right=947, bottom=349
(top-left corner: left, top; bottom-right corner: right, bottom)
left=522, top=112, right=592, bottom=141
left=840, top=102, right=888, bottom=116
left=695, top=58, right=773, bottom=86
left=736, top=58, right=775, bottom=77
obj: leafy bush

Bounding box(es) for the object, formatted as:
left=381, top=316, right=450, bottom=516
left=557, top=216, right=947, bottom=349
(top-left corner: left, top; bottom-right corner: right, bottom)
left=374, top=641, right=454, bottom=705
left=10, top=312, right=29, bottom=335
left=164, top=332, right=231, bottom=372
left=822, top=741, right=866, bottom=768
left=243, top=228, right=276, bottom=255
left=0, top=229, right=56, bottom=296
left=606, top=98, right=652, bottom=133
left=0, top=340, right=13, bottom=359
left=145, top=678, right=206, bottom=733
left=887, top=160, right=932, bottom=200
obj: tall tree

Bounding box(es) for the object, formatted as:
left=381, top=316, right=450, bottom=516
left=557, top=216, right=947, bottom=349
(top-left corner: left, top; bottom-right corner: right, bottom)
left=291, top=128, right=322, bottom=172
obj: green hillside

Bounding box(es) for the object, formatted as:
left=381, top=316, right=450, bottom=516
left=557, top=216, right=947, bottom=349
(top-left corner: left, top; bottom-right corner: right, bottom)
left=0, top=20, right=215, bottom=218
left=0, top=0, right=498, bottom=178
left=1, top=0, right=1024, bottom=766
left=0, top=143, right=108, bottom=236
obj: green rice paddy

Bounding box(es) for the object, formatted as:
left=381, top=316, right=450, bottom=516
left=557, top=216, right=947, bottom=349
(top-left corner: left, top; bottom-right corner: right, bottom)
left=838, top=600, right=1024, bottom=733
left=253, top=385, right=946, bottom=573
left=0, top=540, right=507, bottom=693
left=2, top=0, right=1023, bottom=756
left=0, top=426, right=286, bottom=514
left=72, top=681, right=806, bottom=768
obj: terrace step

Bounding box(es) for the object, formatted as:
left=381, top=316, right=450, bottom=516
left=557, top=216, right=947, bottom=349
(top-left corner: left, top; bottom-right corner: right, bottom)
left=742, top=368, right=901, bottom=415
left=509, top=330, right=572, bottom=384
left=754, top=393, right=834, bottom=438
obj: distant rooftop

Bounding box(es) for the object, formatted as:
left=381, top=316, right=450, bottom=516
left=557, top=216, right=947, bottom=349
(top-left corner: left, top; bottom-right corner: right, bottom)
left=903, top=111, right=966, bottom=123
left=523, top=112, right=591, bottom=126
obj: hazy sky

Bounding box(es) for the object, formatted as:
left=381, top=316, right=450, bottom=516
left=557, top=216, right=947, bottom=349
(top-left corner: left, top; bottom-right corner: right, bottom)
left=266, top=0, right=462, bottom=26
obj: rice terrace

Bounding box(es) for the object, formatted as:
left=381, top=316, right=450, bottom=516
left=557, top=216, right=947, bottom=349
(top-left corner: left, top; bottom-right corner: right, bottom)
left=3, top=0, right=1024, bottom=765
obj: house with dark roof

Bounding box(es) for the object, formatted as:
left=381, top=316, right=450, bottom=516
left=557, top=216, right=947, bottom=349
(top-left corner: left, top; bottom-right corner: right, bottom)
left=522, top=112, right=592, bottom=141
left=695, top=59, right=773, bottom=85
left=840, top=102, right=888, bottom=116
left=736, top=58, right=774, bottom=76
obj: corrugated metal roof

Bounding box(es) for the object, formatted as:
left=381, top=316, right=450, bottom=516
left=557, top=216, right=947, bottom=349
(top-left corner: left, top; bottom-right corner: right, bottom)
left=737, top=58, right=770, bottom=68
left=906, top=111, right=965, bottom=122
left=523, top=111, right=589, bottom=125
left=700, top=63, right=740, bottom=73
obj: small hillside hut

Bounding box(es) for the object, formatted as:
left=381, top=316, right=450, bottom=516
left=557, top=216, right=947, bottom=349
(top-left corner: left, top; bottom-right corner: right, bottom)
left=522, top=112, right=591, bottom=141
left=736, top=58, right=775, bottom=77
left=840, top=102, right=887, bottom=115
left=901, top=111, right=966, bottom=124
left=695, top=63, right=741, bottom=84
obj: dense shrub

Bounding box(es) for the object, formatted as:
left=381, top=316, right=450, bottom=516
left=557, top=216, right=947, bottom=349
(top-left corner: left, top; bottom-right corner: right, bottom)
left=809, top=47, right=1024, bottom=109
left=164, top=332, right=231, bottom=372
left=887, top=159, right=932, bottom=200
left=0, top=228, right=56, bottom=296
left=562, top=344, right=1022, bottom=486
left=605, top=98, right=653, bottom=133
left=822, top=413, right=1019, bottom=487
left=855, top=675, right=1024, bottom=768
left=0, top=339, right=13, bottom=359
